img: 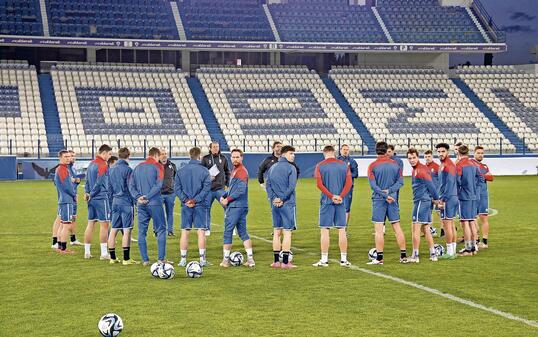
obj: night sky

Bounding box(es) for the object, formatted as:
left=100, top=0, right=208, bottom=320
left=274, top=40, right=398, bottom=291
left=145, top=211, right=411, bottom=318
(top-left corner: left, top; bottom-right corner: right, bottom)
left=450, top=0, right=538, bottom=66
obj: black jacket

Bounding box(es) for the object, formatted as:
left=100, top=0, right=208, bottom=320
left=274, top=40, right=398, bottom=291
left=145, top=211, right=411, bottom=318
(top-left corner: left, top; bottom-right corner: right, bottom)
left=201, top=152, right=230, bottom=191
left=161, top=160, right=177, bottom=195
left=257, top=154, right=300, bottom=184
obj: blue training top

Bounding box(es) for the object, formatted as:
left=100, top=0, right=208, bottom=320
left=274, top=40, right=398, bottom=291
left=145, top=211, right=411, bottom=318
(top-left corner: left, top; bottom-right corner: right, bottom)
left=266, top=157, right=297, bottom=206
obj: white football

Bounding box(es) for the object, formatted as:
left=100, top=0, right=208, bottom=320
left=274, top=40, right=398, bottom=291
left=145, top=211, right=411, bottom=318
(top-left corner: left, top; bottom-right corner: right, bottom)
left=150, top=262, right=161, bottom=278
left=229, top=251, right=244, bottom=267
left=98, top=313, right=123, bottom=337
left=185, top=261, right=203, bottom=278
left=368, top=248, right=377, bottom=261
left=157, top=262, right=175, bottom=279
left=278, top=251, right=294, bottom=262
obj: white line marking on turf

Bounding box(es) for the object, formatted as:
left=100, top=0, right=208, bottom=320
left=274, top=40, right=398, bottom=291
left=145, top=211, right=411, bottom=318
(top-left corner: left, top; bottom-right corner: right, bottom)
left=489, top=208, right=499, bottom=217
left=83, top=210, right=532, bottom=328
left=235, top=226, right=537, bottom=330
left=327, top=258, right=538, bottom=329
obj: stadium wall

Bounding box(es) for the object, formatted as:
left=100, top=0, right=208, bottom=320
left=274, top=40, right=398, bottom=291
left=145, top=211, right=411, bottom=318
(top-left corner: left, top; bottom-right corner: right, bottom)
left=0, top=156, right=17, bottom=180
left=354, top=53, right=450, bottom=71
left=12, top=154, right=538, bottom=181
left=353, top=156, right=538, bottom=177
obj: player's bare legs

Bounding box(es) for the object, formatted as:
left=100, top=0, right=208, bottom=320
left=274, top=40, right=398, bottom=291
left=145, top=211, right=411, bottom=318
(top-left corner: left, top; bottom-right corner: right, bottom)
left=280, top=229, right=295, bottom=268
left=479, top=214, right=489, bottom=248
left=271, top=228, right=282, bottom=267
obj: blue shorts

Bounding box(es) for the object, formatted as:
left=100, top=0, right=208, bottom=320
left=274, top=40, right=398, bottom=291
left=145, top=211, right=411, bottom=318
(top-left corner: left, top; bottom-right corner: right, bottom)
left=88, top=199, right=111, bottom=222
left=224, top=207, right=249, bottom=244
left=319, top=203, right=347, bottom=228
left=412, top=200, right=432, bottom=224
left=371, top=199, right=400, bottom=224
left=440, top=196, right=459, bottom=220
left=111, top=204, right=134, bottom=230
left=477, top=194, right=489, bottom=215
left=459, top=200, right=477, bottom=221
left=58, top=203, right=75, bottom=223
left=72, top=203, right=78, bottom=218
left=271, top=203, right=297, bottom=231
left=344, top=186, right=353, bottom=213
left=181, top=205, right=207, bottom=230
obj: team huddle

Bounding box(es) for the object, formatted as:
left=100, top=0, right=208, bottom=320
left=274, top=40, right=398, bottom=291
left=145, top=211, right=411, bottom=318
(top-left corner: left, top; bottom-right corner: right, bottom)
left=365, top=141, right=493, bottom=265
left=50, top=140, right=493, bottom=268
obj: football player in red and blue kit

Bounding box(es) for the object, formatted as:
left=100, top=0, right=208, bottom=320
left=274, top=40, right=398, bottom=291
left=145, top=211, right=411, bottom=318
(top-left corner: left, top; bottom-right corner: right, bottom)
left=54, top=150, right=77, bottom=255
left=84, top=144, right=112, bottom=260
left=456, top=145, right=484, bottom=256
left=424, top=150, right=441, bottom=237
left=219, top=149, right=255, bottom=268
left=367, top=142, right=408, bottom=265
left=312, top=145, right=353, bottom=268
left=436, top=143, right=459, bottom=260
left=406, top=149, right=441, bottom=263
left=473, top=146, right=494, bottom=249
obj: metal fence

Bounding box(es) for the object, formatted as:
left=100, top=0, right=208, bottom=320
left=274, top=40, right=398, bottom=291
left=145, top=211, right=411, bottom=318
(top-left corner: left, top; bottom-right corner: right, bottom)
left=3, top=136, right=536, bottom=159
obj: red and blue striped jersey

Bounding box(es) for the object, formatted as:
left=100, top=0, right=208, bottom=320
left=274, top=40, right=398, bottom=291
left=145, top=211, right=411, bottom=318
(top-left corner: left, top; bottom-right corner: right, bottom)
left=411, top=162, right=439, bottom=202
left=367, top=155, right=403, bottom=200
left=439, top=157, right=458, bottom=201
left=315, top=158, right=352, bottom=205
left=225, top=164, right=249, bottom=208
left=85, top=156, right=109, bottom=200
left=456, top=157, right=484, bottom=201
left=472, top=159, right=493, bottom=196
left=54, top=164, right=76, bottom=204
left=425, top=161, right=440, bottom=193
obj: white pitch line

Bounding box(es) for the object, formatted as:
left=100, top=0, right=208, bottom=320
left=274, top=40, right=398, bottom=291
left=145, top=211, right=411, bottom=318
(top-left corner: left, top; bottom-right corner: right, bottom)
left=489, top=208, right=499, bottom=217
left=326, top=258, right=538, bottom=329
left=239, top=230, right=537, bottom=330
left=98, top=210, right=536, bottom=328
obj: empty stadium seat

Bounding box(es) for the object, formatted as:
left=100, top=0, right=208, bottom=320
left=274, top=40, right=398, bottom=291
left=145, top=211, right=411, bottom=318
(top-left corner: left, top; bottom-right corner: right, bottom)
left=51, top=63, right=210, bottom=156
left=0, top=0, right=43, bottom=36
left=46, top=0, right=178, bottom=40
left=329, top=66, right=513, bottom=153
left=197, top=66, right=365, bottom=153
left=269, top=0, right=386, bottom=43
left=457, top=65, right=538, bottom=151
left=376, top=0, right=486, bottom=43
left=178, top=0, right=275, bottom=41
left=0, top=63, right=48, bottom=156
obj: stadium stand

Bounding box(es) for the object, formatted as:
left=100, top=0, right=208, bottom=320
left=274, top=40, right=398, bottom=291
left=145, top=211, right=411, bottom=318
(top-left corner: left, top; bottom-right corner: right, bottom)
left=46, top=0, right=178, bottom=39
left=38, top=73, right=64, bottom=155
left=457, top=65, right=538, bottom=152
left=196, top=66, right=366, bottom=153
left=178, top=0, right=275, bottom=41
left=50, top=63, right=211, bottom=156
left=0, top=62, right=48, bottom=156
left=0, top=0, right=44, bottom=36
left=329, top=66, right=515, bottom=153
left=187, top=77, right=230, bottom=151
left=376, top=0, right=487, bottom=43
left=268, top=0, right=387, bottom=43
left=0, top=0, right=502, bottom=45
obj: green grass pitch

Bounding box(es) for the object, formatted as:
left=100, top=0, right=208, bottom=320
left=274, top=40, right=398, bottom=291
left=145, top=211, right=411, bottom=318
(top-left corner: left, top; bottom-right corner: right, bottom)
left=1, top=176, right=537, bottom=336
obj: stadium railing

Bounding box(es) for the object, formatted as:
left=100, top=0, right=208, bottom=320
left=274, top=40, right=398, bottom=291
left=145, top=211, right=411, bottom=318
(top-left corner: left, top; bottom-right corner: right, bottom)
left=3, top=136, right=534, bottom=159
left=470, top=0, right=506, bottom=43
